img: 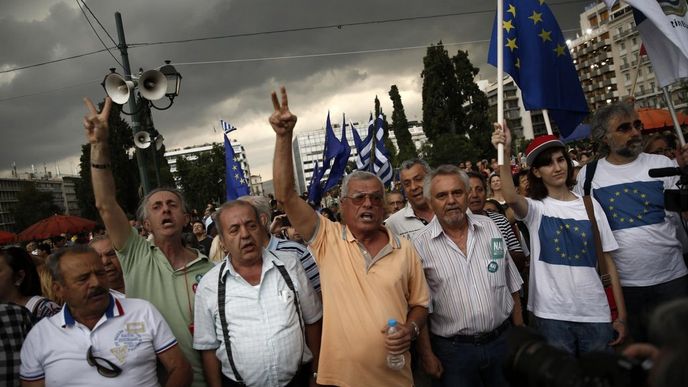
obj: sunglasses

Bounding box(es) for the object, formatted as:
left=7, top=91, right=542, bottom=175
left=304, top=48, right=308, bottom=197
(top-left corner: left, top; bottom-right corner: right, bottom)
left=87, top=346, right=122, bottom=378
left=343, top=192, right=384, bottom=206
left=615, top=120, right=643, bottom=133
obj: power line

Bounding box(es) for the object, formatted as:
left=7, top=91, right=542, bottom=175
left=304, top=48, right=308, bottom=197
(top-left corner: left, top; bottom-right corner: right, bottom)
left=75, top=0, right=123, bottom=68
left=78, top=0, right=118, bottom=46
left=0, top=79, right=101, bottom=103
left=129, top=0, right=588, bottom=48
left=1, top=0, right=588, bottom=75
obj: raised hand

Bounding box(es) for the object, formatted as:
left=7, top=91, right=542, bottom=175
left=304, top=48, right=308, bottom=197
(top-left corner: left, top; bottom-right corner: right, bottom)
left=83, top=97, right=112, bottom=145
left=269, top=86, right=297, bottom=136
left=491, top=122, right=512, bottom=150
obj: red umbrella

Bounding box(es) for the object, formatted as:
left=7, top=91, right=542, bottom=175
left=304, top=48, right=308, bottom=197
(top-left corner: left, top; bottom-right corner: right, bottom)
left=637, top=108, right=688, bottom=132
left=0, top=230, right=17, bottom=245
left=18, top=214, right=97, bottom=241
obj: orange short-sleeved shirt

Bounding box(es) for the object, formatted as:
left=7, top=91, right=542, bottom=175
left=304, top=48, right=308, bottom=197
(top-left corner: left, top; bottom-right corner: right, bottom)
left=309, top=215, right=429, bottom=387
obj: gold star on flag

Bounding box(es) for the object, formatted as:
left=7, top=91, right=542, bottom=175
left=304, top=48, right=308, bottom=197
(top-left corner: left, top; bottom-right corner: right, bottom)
left=503, top=19, right=514, bottom=33
left=506, top=37, right=518, bottom=52
left=515, top=58, right=521, bottom=68
left=615, top=191, right=621, bottom=196
left=508, top=4, right=517, bottom=17
left=609, top=198, right=615, bottom=203
left=554, top=43, right=566, bottom=57
left=540, top=0, right=545, bottom=4
left=232, top=165, right=237, bottom=171
left=538, top=29, right=552, bottom=42
left=529, top=11, right=543, bottom=24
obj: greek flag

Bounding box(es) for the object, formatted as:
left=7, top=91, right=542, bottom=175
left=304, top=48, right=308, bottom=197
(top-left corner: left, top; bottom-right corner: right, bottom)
left=220, top=119, right=236, bottom=134
left=351, top=118, right=372, bottom=171
left=373, top=114, right=393, bottom=187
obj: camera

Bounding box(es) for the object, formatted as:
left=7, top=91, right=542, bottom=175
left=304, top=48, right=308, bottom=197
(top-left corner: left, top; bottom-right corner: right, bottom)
left=647, top=167, right=688, bottom=212
left=504, top=327, right=647, bottom=387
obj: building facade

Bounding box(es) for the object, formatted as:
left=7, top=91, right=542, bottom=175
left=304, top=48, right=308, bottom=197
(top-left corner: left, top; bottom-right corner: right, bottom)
left=164, top=140, right=252, bottom=188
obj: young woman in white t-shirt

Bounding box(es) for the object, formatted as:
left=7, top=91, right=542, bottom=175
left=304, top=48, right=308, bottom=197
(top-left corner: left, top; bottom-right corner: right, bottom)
left=492, top=123, right=628, bottom=354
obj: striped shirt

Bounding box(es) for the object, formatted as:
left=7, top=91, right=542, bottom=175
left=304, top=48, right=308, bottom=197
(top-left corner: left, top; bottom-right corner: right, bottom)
left=414, top=214, right=523, bottom=336
left=268, top=236, right=320, bottom=293
left=486, top=211, right=523, bottom=254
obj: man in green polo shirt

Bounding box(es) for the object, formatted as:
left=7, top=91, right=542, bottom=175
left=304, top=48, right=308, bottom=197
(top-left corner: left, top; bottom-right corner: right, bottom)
left=83, top=96, right=215, bottom=387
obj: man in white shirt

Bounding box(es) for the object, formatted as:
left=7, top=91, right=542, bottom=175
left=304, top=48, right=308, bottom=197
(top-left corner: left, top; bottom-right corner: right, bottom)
left=386, top=159, right=436, bottom=240
left=193, top=200, right=322, bottom=387
left=20, top=246, right=191, bottom=387
left=574, top=101, right=688, bottom=342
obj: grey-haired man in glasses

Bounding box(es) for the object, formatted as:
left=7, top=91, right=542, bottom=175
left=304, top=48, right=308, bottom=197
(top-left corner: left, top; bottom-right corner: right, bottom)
left=574, top=101, right=688, bottom=343
left=270, top=86, right=429, bottom=387
left=20, top=245, right=192, bottom=387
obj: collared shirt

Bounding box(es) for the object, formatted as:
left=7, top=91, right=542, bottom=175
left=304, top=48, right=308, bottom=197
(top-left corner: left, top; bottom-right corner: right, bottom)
left=116, top=227, right=215, bottom=387
left=268, top=235, right=321, bottom=293
left=20, top=295, right=177, bottom=386
left=1, top=303, right=33, bottom=387
left=385, top=203, right=432, bottom=240
left=309, top=215, right=429, bottom=387
left=414, top=214, right=523, bottom=336
left=193, top=249, right=322, bottom=387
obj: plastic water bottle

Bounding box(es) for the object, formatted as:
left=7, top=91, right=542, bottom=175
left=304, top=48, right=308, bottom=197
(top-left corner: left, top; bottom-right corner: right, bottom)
left=386, top=319, right=406, bottom=370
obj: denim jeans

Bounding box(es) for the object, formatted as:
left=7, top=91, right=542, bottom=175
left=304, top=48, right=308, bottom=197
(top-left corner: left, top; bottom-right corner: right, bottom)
left=533, top=317, right=613, bottom=355
left=622, top=275, right=688, bottom=342
left=430, top=330, right=511, bottom=387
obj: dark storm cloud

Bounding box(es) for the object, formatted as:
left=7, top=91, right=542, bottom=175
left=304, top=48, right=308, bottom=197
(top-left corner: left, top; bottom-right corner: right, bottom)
left=0, top=0, right=587, bottom=179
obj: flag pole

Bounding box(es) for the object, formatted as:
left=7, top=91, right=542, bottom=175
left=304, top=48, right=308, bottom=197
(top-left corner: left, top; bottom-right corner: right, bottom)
left=662, top=86, right=686, bottom=146
left=497, top=0, right=505, bottom=166
left=542, top=109, right=554, bottom=135
left=630, top=47, right=644, bottom=96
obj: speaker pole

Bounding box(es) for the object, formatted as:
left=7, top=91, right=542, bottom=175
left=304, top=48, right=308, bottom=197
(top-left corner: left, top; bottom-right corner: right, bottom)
left=114, top=11, right=151, bottom=195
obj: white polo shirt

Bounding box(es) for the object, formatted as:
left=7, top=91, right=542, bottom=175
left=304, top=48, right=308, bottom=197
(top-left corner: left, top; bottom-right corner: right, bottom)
left=20, top=294, right=177, bottom=386
left=385, top=203, right=432, bottom=240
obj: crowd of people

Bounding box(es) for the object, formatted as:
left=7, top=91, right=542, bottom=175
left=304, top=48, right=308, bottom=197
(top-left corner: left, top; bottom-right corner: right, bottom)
left=1, top=89, right=687, bottom=387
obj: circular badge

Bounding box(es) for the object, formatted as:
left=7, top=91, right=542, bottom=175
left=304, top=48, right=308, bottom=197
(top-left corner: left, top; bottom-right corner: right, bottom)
left=195, top=274, right=203, bottom=283
left=487, top=261, right=499, bottom=273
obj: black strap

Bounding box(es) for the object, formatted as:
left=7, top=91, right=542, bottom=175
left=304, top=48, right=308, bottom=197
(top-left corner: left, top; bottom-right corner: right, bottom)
left=218, top=261, right=245, bottom=385
left=583, top=159, right=599, bottom=196
left=217, top=258, right=304, bottom=386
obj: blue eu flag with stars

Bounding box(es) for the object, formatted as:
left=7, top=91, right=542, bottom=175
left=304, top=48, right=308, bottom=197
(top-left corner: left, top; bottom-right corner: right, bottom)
left=593, top=181, right=665, bottom=231
left=538, top=215, right=596, bottom=267
left=488, top=0, right=588, bottom=137
left=224, top=127, right=250, bottom=201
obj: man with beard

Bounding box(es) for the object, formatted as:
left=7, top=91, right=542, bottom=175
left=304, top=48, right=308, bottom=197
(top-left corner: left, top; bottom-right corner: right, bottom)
left=413, top=165, right=522, bottom=387
left=574, top=101, right=688, bottom=342
left=20, top=246, right=191, bottom=386
left=386, top=160, right=435, bottom=240
left=83, top=97, right=214, bottom=386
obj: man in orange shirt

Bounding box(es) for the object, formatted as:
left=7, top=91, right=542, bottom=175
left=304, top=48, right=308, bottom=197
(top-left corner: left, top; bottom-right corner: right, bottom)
left=270, top=87, right=429, bottom=387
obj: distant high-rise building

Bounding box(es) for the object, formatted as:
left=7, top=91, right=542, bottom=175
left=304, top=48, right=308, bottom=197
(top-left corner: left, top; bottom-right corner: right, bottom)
left=164, top=140, right=251, bottom=188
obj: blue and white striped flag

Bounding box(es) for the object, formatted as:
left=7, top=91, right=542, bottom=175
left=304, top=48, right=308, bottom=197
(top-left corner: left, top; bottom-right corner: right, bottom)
left=220, top=119, right=236, bottom=134
left=351, top=118, right=372, bottom=171
left=373, top=114, right=393, bottom=187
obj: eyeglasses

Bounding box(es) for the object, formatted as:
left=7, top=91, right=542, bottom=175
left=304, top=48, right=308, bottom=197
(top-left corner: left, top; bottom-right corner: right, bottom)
left=87, top=346, right=122, bottom=378
left=343, top=192, right=384, bottom=206
left=615, top=120, right=643, bottom=133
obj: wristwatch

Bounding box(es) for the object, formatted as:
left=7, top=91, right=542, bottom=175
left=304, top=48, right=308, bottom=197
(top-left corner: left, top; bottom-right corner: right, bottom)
left=312, top=371, right=318, bottom=380
left=410, top=321, right=420, bottom=340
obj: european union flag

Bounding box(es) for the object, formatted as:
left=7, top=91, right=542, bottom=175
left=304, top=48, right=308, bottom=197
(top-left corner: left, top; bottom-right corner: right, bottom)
left=307, top=160, right=324, bottom=205
left=224, top=132, right=250, bottom=200
left=593, top=181, right=665, bottom=231
left=488, top=0, right=589, bottom=137
left=538, top=215, right=596, bottom=267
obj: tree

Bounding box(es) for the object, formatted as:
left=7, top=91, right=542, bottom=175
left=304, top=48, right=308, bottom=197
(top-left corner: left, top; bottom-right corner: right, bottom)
left=374, top=96, right=398, bottom=166
left=13, top=182, right=61, bottom=231
left=174, top=143, right=226, bottom=213
left=388, top=85, right=418, bottom=163
left=421, top=42, right=493, bottom=164
left=75, top=101, right=142, bottom=221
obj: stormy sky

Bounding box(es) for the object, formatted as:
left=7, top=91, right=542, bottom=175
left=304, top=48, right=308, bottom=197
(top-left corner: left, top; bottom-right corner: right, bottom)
left=0, top=0, right=591, bottom=181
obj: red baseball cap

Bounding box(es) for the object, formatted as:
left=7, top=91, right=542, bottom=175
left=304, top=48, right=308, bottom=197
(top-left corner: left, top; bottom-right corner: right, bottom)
left=525, top=135, right=565, bottom=167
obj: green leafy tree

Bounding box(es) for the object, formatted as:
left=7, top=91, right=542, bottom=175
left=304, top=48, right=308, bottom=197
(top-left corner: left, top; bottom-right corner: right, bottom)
left=75, top=101, right=141, bottom=221
left=373, top=96, right=397, bottom=166
left=174, top=143, right=225, bottom=213
left=421, top=42, right=492, bottom=164
left=13, top=182, right=61, bottom=231
left=388, top=85, right=417, bottom=163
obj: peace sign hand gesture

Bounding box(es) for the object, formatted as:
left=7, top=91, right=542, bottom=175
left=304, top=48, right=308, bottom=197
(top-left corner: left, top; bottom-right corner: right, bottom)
left=83, top=96, right=112, bottom=145
left=269, top=86, right=297, bottom=136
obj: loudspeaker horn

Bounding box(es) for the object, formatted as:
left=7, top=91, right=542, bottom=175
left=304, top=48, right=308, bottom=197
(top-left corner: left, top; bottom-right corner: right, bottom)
left=133, top=131, right=152, bottom=149
left=103, top=73, right=134, bottom=105
left=154, top=135, right=165, bottom=151
left=139, top=69, right=168, bottom=101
